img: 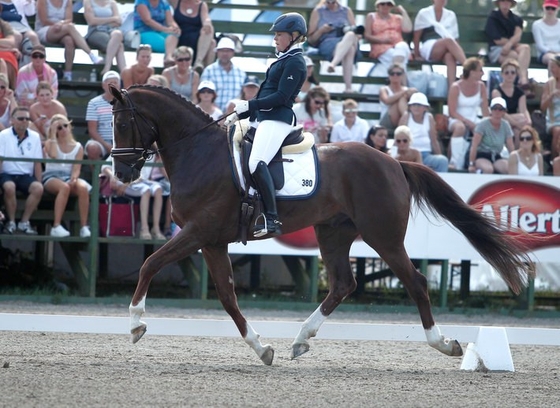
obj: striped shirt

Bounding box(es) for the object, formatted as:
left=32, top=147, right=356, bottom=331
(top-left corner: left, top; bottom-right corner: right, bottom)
left=201, top=62, right=246, bottom=112
left=86, top=94, right=113, bottom=144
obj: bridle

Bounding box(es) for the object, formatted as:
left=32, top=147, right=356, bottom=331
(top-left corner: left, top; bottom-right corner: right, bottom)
left=111, top=89, right=158, bottom=172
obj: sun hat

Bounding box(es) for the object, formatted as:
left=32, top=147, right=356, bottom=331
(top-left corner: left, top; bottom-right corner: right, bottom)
left=408, top=92, right=429, bottom=107
left=215, top=37, right=236, bottom=51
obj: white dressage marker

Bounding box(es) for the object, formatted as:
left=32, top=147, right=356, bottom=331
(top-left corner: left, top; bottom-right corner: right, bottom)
left=460, top=327, right=515, bottom=372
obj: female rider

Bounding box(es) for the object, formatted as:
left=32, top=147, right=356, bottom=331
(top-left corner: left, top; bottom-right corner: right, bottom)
left=226, top=13, right=307, bottom=237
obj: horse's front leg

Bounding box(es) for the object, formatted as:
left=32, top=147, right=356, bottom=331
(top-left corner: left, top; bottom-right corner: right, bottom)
left=130, top=224, right=201, bottom=343
left=202, top=245, right=274, bottom=365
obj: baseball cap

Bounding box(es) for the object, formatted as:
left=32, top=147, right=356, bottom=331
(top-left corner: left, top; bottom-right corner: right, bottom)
left=31, top=44, right=46, bottom=55
left=490, top=97, right=507, bottom=110
left=408, top=92, right=429, bottom=107
left=198, top=80, right=216, bottom=92
left=544, top=0, right=558, bottom=7
left=243, top=75, right=261, bottom=87
left=102, top=70, right=121, bottom=82
left=375, top=0, right=395, bottom=5
left=215, top=37, right=236, bottom=51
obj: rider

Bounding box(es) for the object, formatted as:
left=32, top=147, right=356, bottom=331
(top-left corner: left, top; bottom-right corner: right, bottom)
left=227, top=13, right=307, bottom=237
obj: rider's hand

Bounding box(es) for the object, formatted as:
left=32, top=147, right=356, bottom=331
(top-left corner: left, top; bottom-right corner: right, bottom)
left=224, top=113, right=238, bottom=127
left=233, top=100, right=249, bottom=115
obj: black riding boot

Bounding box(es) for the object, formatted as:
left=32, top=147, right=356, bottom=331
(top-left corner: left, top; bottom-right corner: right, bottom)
left=252, top=161, right=282, bottom=237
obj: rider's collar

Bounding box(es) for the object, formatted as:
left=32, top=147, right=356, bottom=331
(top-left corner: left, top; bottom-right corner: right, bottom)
left=276, top=44, right=303, bottom=59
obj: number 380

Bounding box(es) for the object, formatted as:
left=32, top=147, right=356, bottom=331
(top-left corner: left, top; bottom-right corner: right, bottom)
left=301, top=179, right=313, bottom=187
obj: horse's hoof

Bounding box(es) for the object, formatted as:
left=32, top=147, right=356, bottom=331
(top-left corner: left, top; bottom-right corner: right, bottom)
left=290, top=342, right=310, bottom=360
left=260, top=345, right=274, bottom=366
left=131, top=324, right=147, bottom=344
left=449, top=340, right=463, bottom=357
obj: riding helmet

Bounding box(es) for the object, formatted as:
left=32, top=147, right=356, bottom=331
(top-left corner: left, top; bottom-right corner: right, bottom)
left=269, top=12, right=307, bottom=36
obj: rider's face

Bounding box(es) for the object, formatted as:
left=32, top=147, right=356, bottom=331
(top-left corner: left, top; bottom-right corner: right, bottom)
left=274, top=32, right=293, bottom=52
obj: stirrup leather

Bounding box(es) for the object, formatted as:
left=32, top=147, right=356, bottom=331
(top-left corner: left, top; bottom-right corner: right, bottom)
left=253, top=213, right=282, bottom=238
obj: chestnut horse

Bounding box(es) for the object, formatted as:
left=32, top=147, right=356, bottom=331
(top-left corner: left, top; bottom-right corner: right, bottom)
left=110, top=85, right=534, bottom=365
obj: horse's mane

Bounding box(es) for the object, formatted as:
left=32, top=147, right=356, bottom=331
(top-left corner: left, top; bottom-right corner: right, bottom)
left=128, top=84, right=216, bottom=125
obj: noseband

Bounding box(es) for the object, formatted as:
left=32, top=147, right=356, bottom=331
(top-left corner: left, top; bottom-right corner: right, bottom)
left=111, top=89, right=158, bottom=172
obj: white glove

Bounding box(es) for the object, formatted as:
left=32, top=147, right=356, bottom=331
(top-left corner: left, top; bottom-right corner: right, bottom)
left=233, top=100, right=249, bottom=115
left=224, top=112, right=239, bottom=127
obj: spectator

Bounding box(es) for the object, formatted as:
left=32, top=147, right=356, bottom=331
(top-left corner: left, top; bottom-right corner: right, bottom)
left=147, top=151, right=172, bottom=238
left=378, top=63, right=416, bottom=131
left=83, top=0, right=126, bottom=75
left=447, top=57, right=489, bottom=170
left=491, top=59, right=531, bottom=147
left=147, top=73, right=169, bottom=87
left=508, top=125, right=544, bottom=176
left=393, top=125, right=422, bottom=163
left=468, top=97, right=514, bottom=174
left=554, top=155, right=560, bottom=175
left=532, top=0, right=560, bottom=75
left=0, top=72, right=17, bottom=130
left=195, top=80, right=222, bottom=120
left=225, top=75, right=260, bottom=115
left=169, top=0, right=215, bottom=74
left=484, top=0, right=531, bottom=92
left=364, top=0, right=412, bottom=71
left=365, top=125, right=389, bottom=153
left=295, top=55, right=319, bottom=103
left=0, top=106, right=43, bottom=234
left=15, top=44, right=57, bottom=107
left=1, top=0, right=40, bottom=60
left=413, top=0, right=466, bottom=90
left=307, top=0, right=361, bottom=93
left=398, top=92, right=448, bottom=172
left=29, top=81, right=67, bottom=141
left=133, top=0, right=180, bottom=64
left=293, top=86, right=332, bottom=143
left=0, top=17, right=18, bottom=89
left=85, top=70, right=120, bottom=161
left=35, top=0, right=104, bottom=81
left=541, top=55, right=560, bottom=162
left=121, top=44, right=154, bottom=88
left=43, top=114, right=91, bottom=237
left=200, top=37, right=246, bottom=112
left=162, top=45, right=199, bottom=100
left=330, top=98, right=369, bottom=143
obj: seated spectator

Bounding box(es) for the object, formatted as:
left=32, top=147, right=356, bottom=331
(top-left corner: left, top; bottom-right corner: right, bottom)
left=169, top=0, right=215, bottom=74
left=468, top=97, right=515, bottom=174
left=200, top=37, right=246, bottom=112
left=43, top=114, right=91, bottom=237
left=554, top=156, right=560, bottom=175
left=133, top=0, right=180, bottom=64
left=85, top=70, right=120, bottom=161
left=541, top=55, right=560, bottom=162
left=532, top=0, right=560, bottom=74
left=195, top=80, right=222, bottom=120
left=365, top=125, right=389, bottom=153
left=364, top=0, right=412, bottom=71
left=398, top=92, right=448, bottom=172
left=330, top=98, right=369, bottom=143
left=147, top=73, right=169, bottom=87
left=491, top=59, right=531, bottom=147
left=508, top=125, right=544, bottom=175
left=0, top=73, right=17, bottom=130
left=484, top=0, right=531, bottom=92
left=307, top=0, right=361, bottom=93
left=15, top=44, right=58, bottom=107
left=29, top=81, right=67, bottom=140
left=146, top=151, right=171, bottom=238
left=393, top=125, right=422, bottom=163
left=83, top=0, right=126, bottom=75
left=447, top=57, right=489, bottom=170
left=0, top=106, right=43, bottom=234
left=225, top=75, right=260, bottom=115
left=413, top=0, right=466, bottom=90
left=378, top=63, right=416, bottom=131
left=1, top=0, right=40, bottom=61
left=293, top=86, right=332, bottom=143
left=162, top=45, right=199, bottom=101
left=121, top=44, right=154, bottom=88
left=35, top=0, right=104, bottom=81
left=0, top=17, right=18, bottom=89
left=295, top=56, right=319, bottom=103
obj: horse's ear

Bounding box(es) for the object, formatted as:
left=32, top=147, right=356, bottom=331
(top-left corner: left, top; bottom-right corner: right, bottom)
left=109, top=85, right=124, bottom=103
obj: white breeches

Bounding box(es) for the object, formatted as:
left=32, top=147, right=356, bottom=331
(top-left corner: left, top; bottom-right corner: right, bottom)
left=248, top=120, right=294, bottom=173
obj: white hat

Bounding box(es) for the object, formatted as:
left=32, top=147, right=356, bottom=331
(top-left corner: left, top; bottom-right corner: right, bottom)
left=215, top=37, right=236, bottom=51
left=408, top=92, right=429, bottom=107
left=198, top=80, right=216, bottom=92
left=375, top=0, right=395, bottom=5
left=102, top=70, right=120, bottom=82
left=490, top=97, right=507, bottom=110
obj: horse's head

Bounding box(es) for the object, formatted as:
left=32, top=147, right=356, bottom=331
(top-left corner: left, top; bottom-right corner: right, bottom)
left=109, top=85, right=157, bottom=183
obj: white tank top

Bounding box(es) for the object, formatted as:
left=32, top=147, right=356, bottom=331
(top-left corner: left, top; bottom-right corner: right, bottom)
left=44, top=142, right=81, bottom=174
left=407, top=112, right=431, bottom=152
left=456, top=83, right=482, bottom=124
left=517, top=154, right=539, bottom=176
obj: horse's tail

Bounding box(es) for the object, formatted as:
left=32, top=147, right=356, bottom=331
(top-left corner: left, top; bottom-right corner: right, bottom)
left=400, top=162, right=535, bottom=295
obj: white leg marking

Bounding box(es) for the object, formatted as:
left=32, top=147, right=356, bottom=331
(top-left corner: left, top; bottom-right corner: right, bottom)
left=244, top=322, right=274, bottom=365
left=129, top=296, right=146, bottom=331
left=425, top=325, right=458, bottom=355
left=293, top=306, right=327, bottom=346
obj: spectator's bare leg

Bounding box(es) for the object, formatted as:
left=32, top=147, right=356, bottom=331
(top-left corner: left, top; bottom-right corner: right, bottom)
left=24, top=30, right=40, bottom=47
left=430, top=38, right=465, bottom=89
left=21, top=181, right=43, bottom=223
left=514, top=44, right=531, bottom=85
left=73, top=181, right=90, bottom=228
left=443, top=52, right=458, bottom=90
left=475, top=158, right=494, bottom=174
left=195, top=27, right=215, bottom=69
left=327, top=32, right=356, bottom=72
left=103, top=30, right=125, bottom=74
left=2, top=181, right=17, bottom=222
left=139, top=190, right=151, bottom=233
left=151, top=189, right=163, bottom=235
left=493, top=159, right=509, bottom=174
left=60, top=35, right=76, bottom=73
left=552, top=127, right=560, bottom=159
left=45, top=179, right=70, bottom=227
left=164, top=35, right=179, bottom=64
left=553, top=157, right=560, bottom=176
left=449, top=121, right=468, bottom=169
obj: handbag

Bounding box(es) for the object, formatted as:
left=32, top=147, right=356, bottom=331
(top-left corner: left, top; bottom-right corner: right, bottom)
left=124, top=30, right=141, bottom=50
left=427, top=72, right=447, bottom=98
left=99, top=196, right=138, bottom=237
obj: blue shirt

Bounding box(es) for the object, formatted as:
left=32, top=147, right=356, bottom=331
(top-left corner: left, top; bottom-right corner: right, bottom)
left=134, top=0, right=171, bottom=32
left=201, top=62, right=246, bottom=111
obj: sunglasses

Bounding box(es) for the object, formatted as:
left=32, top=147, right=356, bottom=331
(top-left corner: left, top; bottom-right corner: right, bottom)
left=519, top=136, right=533, bottom=141
left=545, top=6, right=557, bottom=10
left=16, top=116, right=31, bottom=121
left=32, top=53, right=45, bottom=59
left=314, top=100, right=325, bottom=106
left=395, top=139, right=409, bottom=144
left=389, top=71, right=403, bottom=76
left=491, top=106, right=506, bottom=111
left=57, top=123, right=69, bottom=131
left=502, top=70, right=517, bottom=75
left=378, top=2, right=393, bottom=5
left=176, top=57, right=191, bottom=62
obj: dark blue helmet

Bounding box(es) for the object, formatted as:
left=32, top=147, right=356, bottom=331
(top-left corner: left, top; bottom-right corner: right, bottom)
left=270, top=13, right=307, bottom=36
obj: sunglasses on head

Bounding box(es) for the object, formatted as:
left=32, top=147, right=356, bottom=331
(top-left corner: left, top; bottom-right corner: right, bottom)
left=389, top=71, right=403, bottom=76
left=395, top=139, right=409, bottom=144
left=519, top=135, right=533, bottom=141
left=32, top=53, right=45, bottom=59
left=176, top=57, right=191, bottom=62
left=16, top=116, right=31, bottom=121
left=57, top=123, right=69, bottom=131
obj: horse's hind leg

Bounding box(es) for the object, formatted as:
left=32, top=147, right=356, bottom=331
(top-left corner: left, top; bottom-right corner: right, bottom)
left=291, top=221, right=358, bottom=359
left=202, top=245, right=274, bottom=365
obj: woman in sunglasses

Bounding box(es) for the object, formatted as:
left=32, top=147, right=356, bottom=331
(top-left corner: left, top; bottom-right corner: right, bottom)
left=392, top=125, right=422, bottom=164
left=378, top=63, right=416, bottom=131
left=532, top=0, right=560, bottom=75
left=293, top=86, right=332, bottom=144
left=43, top=114, right=91, bottom=238
left=29, top=81, right=67, bottom=141
left=162, top=46, right=199, bottom=101
left=507, top=125, right=544, bottom=175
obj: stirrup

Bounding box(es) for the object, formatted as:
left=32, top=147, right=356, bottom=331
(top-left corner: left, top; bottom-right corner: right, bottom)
left=253, top=214, right=282, bottom=238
